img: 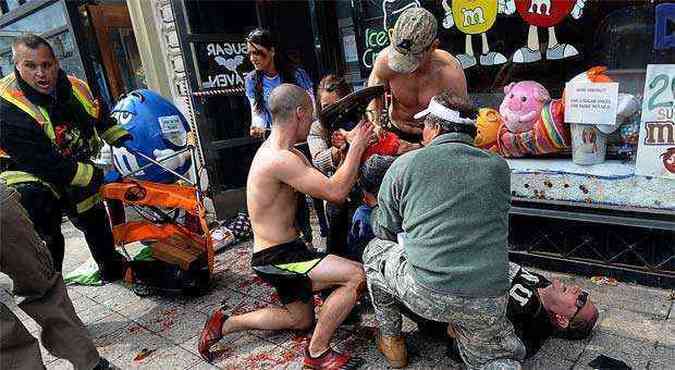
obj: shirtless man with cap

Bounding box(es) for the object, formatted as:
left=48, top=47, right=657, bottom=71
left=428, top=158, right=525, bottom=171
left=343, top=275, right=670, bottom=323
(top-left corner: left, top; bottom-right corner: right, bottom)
left=368, top=7, right=468, bottom=142
left=198, top=84, right=374, bottom=369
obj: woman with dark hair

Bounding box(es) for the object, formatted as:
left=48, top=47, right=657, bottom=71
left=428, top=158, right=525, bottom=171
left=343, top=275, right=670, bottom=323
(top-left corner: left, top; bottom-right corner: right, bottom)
left=308, top=75, right=355, bottom=175
left=307, top=75, right=359, bottom=259
left=245, top=28, right=314, bottom=138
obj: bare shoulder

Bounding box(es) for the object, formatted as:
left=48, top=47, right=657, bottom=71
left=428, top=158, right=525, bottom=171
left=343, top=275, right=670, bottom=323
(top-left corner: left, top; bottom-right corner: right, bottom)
left=255, top=147, right=309, bottom=179
left=432, top=49, right=463, bottom=73
left=370, top=47, right=397, bottom=82
left=432, top=50, right=468, bottom=97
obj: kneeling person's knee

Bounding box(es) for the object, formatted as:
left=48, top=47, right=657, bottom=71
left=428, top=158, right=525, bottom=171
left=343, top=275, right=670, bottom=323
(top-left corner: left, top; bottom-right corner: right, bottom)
left=348, top=267, right=367, bottom=297
left=291, top=312, right=314, bottom=331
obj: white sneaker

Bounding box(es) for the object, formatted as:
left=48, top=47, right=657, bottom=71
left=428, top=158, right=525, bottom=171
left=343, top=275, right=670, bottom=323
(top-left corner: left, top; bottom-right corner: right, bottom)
left=512, top=47, right=542, bottom=63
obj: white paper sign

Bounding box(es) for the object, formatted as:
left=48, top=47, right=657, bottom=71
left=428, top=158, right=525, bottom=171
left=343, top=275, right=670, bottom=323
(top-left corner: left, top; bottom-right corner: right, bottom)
left=343, top=35, right=358, bottom=63
left=158, top=115, right=187, bottom=147
left=635, top=64, right=675, bottom=180
left=564, top=82, right=619, bottom=125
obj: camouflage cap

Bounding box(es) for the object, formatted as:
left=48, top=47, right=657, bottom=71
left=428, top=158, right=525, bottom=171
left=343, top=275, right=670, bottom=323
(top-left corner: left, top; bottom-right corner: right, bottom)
left=388, top=7, right=437, bottom=74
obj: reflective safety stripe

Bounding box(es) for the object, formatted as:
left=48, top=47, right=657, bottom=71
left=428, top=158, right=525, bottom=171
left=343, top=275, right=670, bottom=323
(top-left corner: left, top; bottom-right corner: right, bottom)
left=0, top=74, right=50, bottom=128
left=37, top=107, right=55, bottom=141
left=68, top=76, right=99, bottom=119
left=71, top=162, right=94, bottom=187
left=0, top=171, right=60, bottom=198
left=76, top=193, right=101, bottom=214
left=100, top=125, right=128, bottom=144
left=275, top=258, right=322, bottom=274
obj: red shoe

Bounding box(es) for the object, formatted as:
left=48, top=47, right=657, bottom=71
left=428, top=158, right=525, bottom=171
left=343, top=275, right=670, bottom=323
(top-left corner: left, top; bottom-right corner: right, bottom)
left=198, top=307, right=229, bottom=361
left=302, top=347, right=363, bottom=369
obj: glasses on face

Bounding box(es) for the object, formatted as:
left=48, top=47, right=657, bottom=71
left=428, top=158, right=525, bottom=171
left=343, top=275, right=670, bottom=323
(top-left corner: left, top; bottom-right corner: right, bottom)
left=570, top=290, right=589, bottom=321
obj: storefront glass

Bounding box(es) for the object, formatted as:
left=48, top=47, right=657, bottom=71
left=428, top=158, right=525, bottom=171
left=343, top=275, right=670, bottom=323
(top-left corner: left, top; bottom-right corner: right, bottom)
left=0, top=1, right=86, bottom=79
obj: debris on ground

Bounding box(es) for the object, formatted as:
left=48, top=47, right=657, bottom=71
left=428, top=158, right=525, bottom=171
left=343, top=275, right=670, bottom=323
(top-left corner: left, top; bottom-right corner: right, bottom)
left=133, top=348, right=157, bottom=362
left=210, top=211, right=253, bottom=252
left=590, top=276, right=619, bottom=286
left=211, top=225, right=236, bottom=252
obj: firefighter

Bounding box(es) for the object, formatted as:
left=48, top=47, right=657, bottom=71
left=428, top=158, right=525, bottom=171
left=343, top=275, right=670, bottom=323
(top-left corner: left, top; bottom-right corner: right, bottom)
left=0, top=34, right=129, bottom=281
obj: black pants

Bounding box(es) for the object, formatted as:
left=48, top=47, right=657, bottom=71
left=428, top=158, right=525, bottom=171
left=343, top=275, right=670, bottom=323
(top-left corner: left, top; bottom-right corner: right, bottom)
left=12, top=182, right=122, bottom=277
left=325, top=200, right=359, bottom=261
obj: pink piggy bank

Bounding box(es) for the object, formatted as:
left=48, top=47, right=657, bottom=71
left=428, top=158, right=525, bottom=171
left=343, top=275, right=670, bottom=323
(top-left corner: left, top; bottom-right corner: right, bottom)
left=499, top=81, right=551, bottom=134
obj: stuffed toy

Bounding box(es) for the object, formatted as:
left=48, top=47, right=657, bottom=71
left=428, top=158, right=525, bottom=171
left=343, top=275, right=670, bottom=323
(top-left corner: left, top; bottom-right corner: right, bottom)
left=474, top=108, right=501, bottom=151
left=496, top=81, right=569, bottom=157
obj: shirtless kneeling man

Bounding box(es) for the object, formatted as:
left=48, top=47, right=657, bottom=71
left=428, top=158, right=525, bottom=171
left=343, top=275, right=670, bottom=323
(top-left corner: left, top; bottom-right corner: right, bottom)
left=198, top=84, right=374, bottom=369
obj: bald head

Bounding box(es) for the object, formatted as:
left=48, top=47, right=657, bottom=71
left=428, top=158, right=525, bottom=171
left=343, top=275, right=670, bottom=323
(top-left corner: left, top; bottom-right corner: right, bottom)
left=269, top=84, right=312, bottom=125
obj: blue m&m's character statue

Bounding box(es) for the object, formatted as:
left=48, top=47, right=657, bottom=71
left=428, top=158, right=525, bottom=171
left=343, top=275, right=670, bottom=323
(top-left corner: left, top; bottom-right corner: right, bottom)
left=110, top=90, right=192, bottom=184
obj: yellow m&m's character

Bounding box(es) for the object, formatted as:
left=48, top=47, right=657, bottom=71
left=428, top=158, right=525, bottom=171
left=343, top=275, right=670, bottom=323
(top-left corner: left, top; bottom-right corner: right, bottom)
left=442, top=0, right=512, bottom=69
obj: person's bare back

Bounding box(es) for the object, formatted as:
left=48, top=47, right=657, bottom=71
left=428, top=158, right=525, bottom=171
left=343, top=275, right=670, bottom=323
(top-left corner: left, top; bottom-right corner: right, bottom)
left=247, top=143, right=311, bottom=251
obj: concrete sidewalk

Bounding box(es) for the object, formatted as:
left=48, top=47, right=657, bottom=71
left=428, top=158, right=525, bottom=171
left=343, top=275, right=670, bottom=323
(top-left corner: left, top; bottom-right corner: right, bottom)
left=4, top=221, right=674, bottom=369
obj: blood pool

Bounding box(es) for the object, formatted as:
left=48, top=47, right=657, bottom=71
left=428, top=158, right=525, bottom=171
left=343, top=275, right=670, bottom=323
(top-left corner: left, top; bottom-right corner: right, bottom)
left=452, top=0, right=498, bottom=35
left=516, top=0, right=575, bottom=28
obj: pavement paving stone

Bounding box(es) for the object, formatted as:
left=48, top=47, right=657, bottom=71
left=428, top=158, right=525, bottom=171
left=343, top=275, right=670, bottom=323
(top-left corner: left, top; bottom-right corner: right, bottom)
left=46, top=358, right=73, bottom=370
left=141, top=307, right=208, bottom=344
left=92, top=322, right=163, bottom=364
left=649, top=345, right=675, bottom=370
left=585, top=332, right=657, bottom=358
left=656, top=320, right=675, bottom=347
left=108, top=296, right=164, bottom=321
left=86, top=312, right=133, bottom=340
left=594, top=307, right=667, bottom=345
left=129, top=344, right=203, bottom=369
left=524, top=350, right=575, bottom=370
left=187, top=361, right=221, bottom=370
left=539, top=337, right=589, bottom=361
left=76, top=301, right=115, bottom=324
left=93, top=282, right=139, bottom=306
left=39, top=341, right=59, bottom=366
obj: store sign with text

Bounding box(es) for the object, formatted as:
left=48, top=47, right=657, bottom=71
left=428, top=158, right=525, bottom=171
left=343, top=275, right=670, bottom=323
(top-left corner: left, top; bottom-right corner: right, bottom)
left=636, top=64, right=675, bottom=179
left=564, top=83, right=619, bottom=125
left=358, top=22, right=390, bottom=75
left=194, top=39, right=250, bottom=91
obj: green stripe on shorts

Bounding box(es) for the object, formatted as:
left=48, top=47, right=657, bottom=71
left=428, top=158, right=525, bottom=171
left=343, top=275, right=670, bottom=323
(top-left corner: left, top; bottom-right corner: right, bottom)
left=275, top=258, right=322, bottom=274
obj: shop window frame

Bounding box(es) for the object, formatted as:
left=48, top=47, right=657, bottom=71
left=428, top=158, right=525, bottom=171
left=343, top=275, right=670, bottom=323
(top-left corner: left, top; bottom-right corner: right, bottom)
left=0, top=0, right=89, bottom=84
left=170, top=0, right=265, bottom=194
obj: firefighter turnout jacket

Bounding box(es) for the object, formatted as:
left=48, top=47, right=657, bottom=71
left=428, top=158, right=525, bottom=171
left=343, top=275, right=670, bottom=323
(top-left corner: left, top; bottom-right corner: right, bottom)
left=0, top=69, right=129, bottom=214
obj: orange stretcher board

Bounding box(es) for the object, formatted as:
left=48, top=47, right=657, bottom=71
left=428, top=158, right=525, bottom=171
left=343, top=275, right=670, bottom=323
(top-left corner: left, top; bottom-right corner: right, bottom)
left=101, top=179, right=214, bottom=274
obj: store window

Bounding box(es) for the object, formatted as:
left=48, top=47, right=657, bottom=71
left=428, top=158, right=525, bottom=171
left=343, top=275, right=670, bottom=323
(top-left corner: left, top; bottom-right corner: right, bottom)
left=350, top=0, right=674, bottom=161
left=0, top=0, right=34, bottom=15
left=174, top=0, right=260, bottom=193
left=0, top=1, right=85, bottom=79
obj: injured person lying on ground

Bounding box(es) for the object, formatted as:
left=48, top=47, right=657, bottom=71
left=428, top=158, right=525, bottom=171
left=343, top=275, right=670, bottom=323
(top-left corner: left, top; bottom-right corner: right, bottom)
left=404, top=262, right=600, bottom=362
